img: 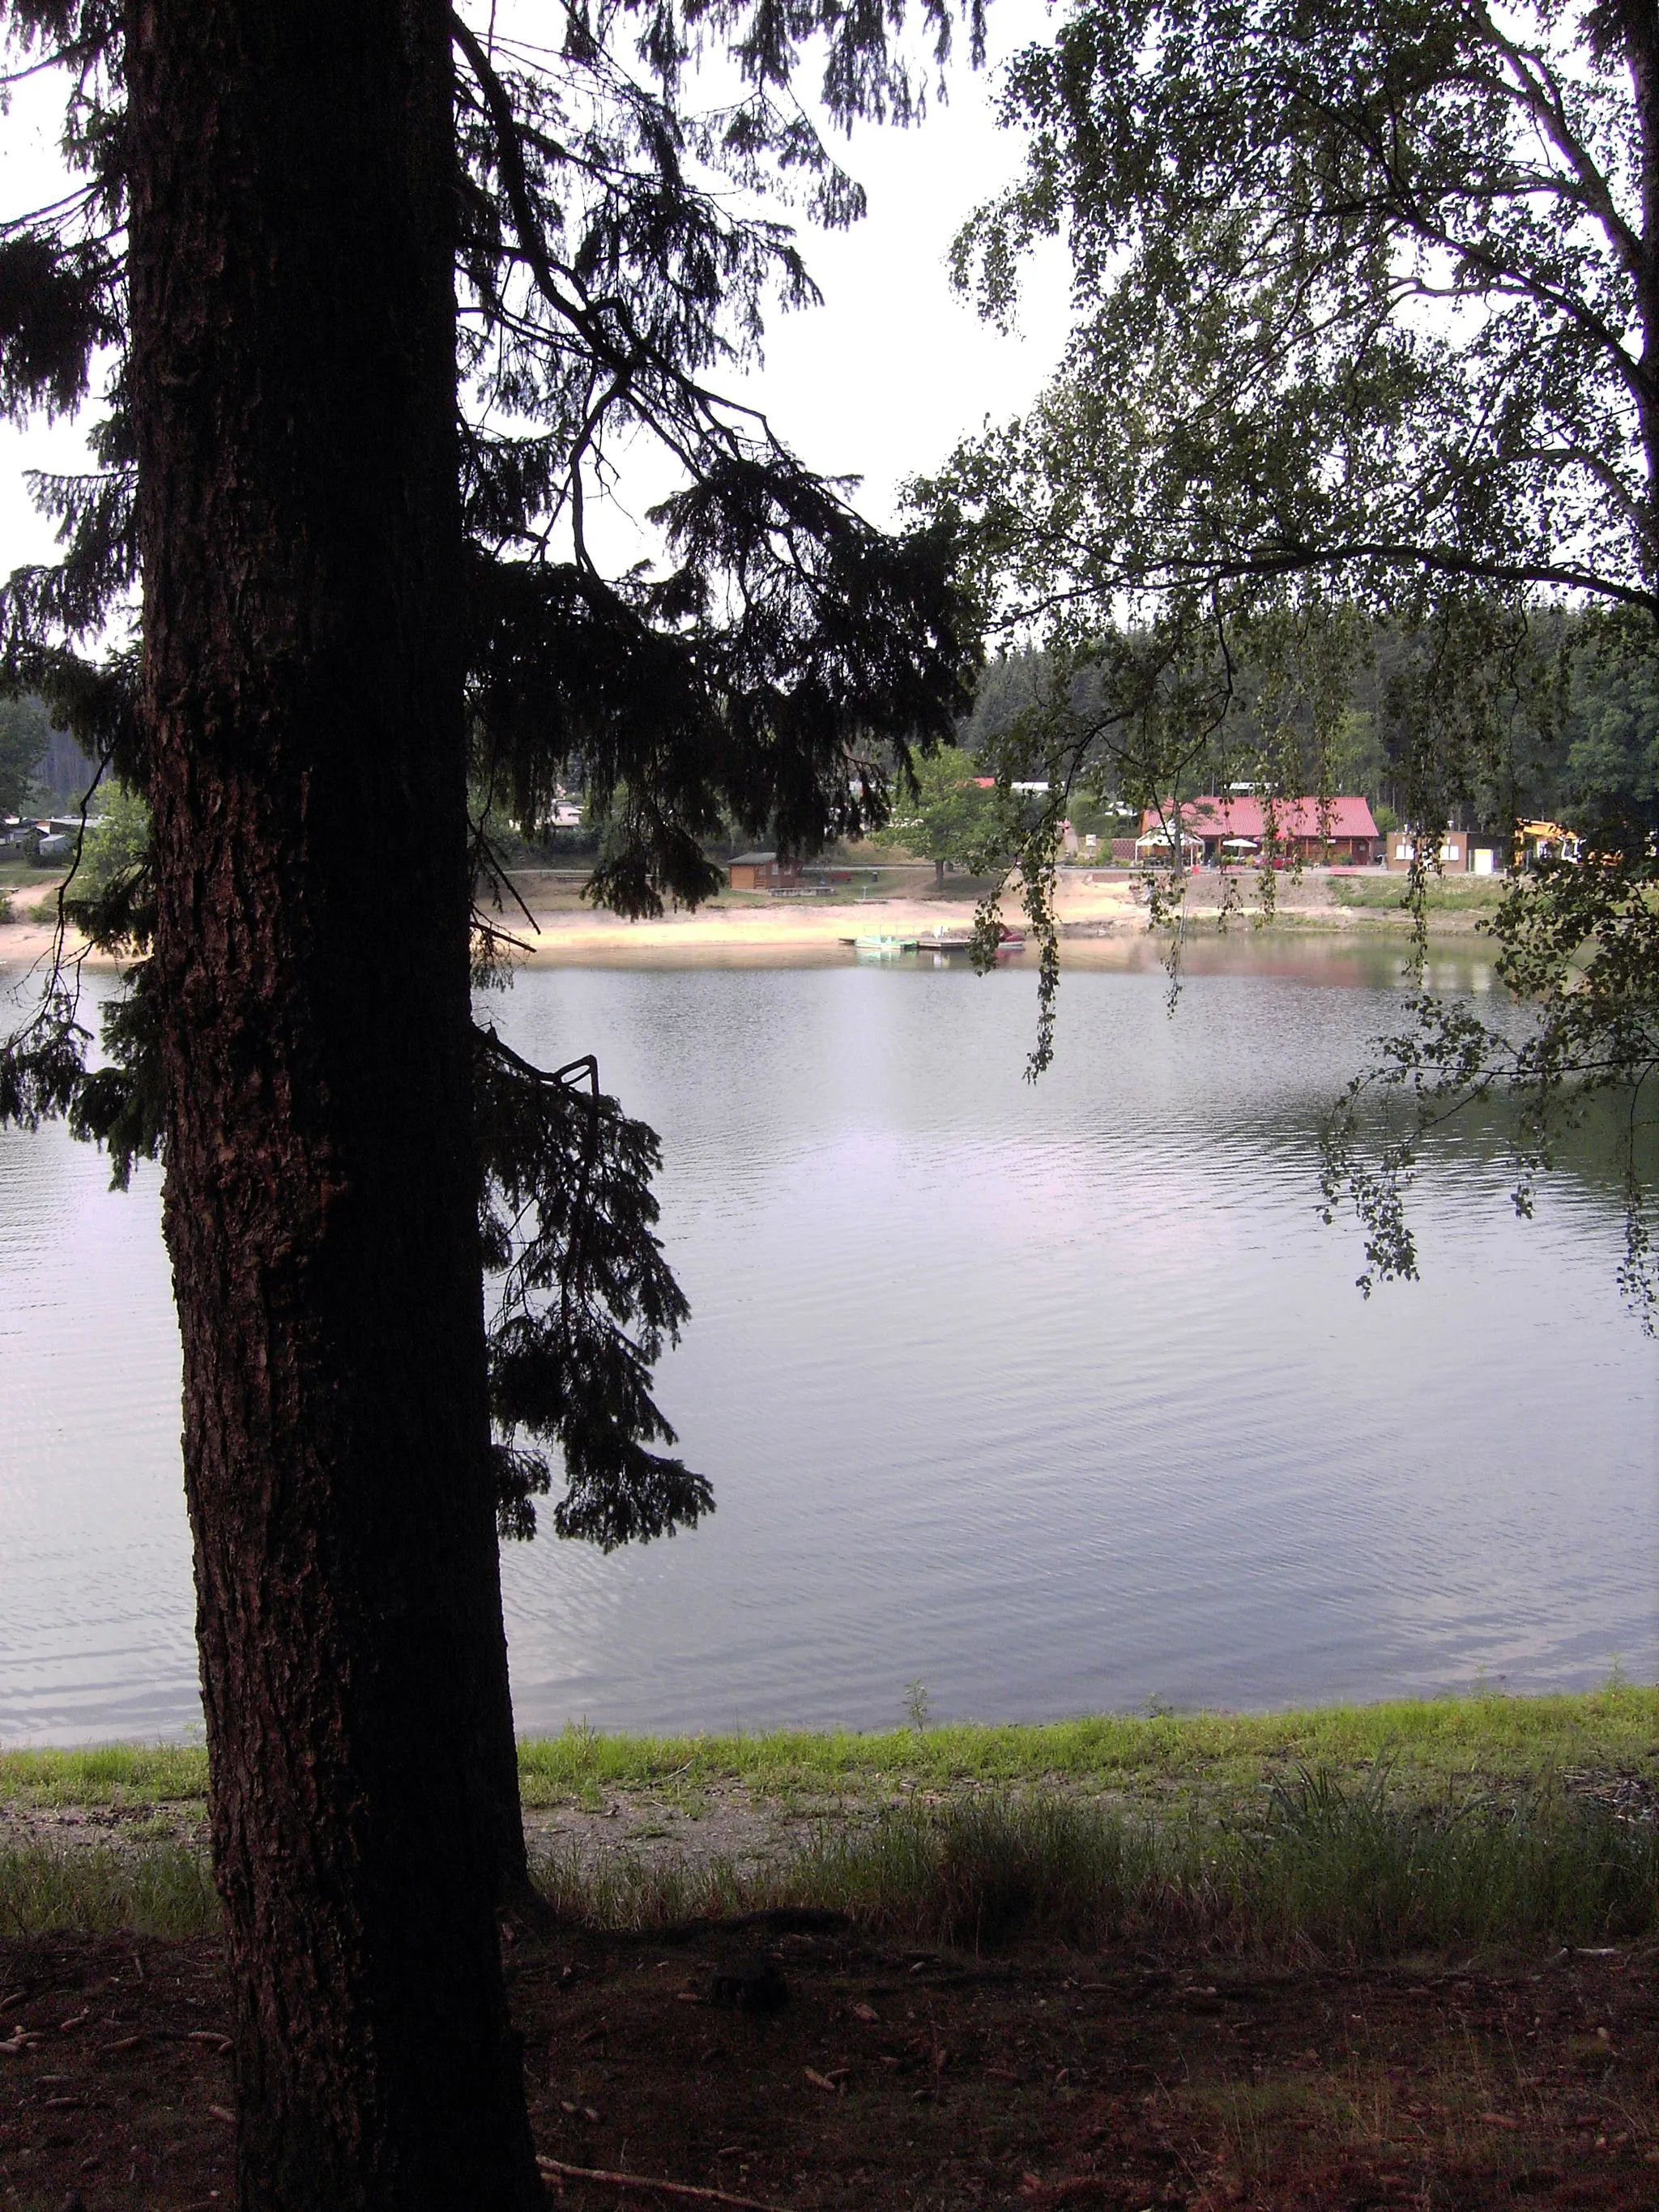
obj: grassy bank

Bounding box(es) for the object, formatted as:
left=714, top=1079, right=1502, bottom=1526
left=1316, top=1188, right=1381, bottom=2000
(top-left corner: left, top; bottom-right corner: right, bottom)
left=1328, top=873, right=1508, bottom=914
left=4, top=1766, right=1656, bottom=1956
left=514, top=1686, right=1657, bottom=1808
left=3, top=1686, right=1653, bottom=1815
left=531, top=1771, right=1659, bottom=1956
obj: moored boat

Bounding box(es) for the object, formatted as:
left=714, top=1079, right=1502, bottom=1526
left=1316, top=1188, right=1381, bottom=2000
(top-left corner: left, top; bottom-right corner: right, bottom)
left=915, top=926, right=1026, bottom=956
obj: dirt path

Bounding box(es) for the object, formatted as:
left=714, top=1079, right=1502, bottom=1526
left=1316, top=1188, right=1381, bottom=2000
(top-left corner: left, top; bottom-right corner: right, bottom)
left=0, top=1783, right=1053, bottom=1883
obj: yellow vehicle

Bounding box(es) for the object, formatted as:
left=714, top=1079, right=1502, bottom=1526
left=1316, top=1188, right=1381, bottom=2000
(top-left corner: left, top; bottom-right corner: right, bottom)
left=1515, top=820, right=1580, bottom=867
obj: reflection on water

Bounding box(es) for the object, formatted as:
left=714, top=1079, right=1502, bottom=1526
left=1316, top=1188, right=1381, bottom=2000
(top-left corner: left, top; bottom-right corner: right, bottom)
left=1, top=942, right=1653, bottom=1743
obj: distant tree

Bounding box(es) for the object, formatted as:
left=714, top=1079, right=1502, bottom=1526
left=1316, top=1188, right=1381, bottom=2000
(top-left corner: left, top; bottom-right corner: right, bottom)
left=921, top=0, right=1657, bottom=1309
left=0, top=691, right=48, bottom=814
left=961, top=646, right=1054, bottom=748
left=876, top=744, right=997, bottom=884
left=0, top=0, right=979, bottom=2202
left=71, top=778, right=146, bottom=893
left=1563, top=634, right=1659, bottom=821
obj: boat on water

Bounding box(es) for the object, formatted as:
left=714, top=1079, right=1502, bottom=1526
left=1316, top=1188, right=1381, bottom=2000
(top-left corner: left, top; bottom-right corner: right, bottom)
left=915, top=927, right=1026, bottom=956
left=837, top=927, right=1026, bottom=958
left=847, top=932, right=918, bottom=955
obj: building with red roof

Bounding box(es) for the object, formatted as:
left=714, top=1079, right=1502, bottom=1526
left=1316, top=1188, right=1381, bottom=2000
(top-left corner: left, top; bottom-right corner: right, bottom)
left=1138, top=795, right=1381, bottom=867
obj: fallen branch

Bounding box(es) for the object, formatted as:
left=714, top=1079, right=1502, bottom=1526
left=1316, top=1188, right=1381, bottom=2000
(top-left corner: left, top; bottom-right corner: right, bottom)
left=536, top=2155, right=791, bottom=2210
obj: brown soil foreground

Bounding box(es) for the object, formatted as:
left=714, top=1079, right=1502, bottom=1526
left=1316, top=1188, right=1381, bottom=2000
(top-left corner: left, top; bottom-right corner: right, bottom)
left=2, top=1924, right=1653, bottom=2210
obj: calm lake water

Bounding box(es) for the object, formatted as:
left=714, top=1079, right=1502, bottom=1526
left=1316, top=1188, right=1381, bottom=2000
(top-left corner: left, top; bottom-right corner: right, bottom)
left=1, top=938, right=1653, bottom=1745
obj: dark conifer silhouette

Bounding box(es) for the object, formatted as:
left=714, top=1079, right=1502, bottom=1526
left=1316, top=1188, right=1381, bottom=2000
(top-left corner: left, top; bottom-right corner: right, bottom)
left=0, top=2, right=979, bottom=2202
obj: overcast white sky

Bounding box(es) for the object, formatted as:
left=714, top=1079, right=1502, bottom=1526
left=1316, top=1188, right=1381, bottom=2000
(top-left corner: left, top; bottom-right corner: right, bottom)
left=0, top=0, right=1072, bottom=583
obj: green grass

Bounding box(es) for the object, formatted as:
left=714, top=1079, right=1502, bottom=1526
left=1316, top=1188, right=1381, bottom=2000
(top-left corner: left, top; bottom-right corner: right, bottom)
left=6, top=1688, right=1653, bottom=1817
left=531, top=1775, right=1659, bottom=1957
left=0, top=1843, right=216, bottom=1937
left=4, top=1756, right=1654, bottom=1956
left=1, top=1741, right=211, bottom=1808
left=1329, top=873, right=1508, bottom=912
left=513, top=1686, right=1657, bottom=1809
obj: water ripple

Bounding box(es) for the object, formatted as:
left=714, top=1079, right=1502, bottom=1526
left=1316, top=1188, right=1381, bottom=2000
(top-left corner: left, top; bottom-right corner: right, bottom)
left=1, top=948, right=1653, bottom=1742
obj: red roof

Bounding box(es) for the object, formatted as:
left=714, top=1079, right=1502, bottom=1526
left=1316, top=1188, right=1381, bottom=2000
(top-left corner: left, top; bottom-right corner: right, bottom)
left=1140, top=795, right=1379, bottom=842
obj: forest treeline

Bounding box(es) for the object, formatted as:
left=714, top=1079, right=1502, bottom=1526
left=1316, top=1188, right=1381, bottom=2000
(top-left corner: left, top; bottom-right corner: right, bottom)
left=962, top=617, right=1659, bottom=835
left=19, top=603, right=1651, bottom=859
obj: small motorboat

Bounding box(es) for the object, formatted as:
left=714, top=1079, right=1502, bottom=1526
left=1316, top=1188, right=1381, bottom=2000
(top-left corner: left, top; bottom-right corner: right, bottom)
left=915, top=926, right=1026, bottom=957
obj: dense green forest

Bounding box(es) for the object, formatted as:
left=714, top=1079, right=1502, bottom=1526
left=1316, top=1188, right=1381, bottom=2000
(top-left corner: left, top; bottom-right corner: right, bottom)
left=961, top=620, right=1659, bottom=836
left=11, top=616, right=1652, bottom=859
left=0, top=695, right=97, bottom=816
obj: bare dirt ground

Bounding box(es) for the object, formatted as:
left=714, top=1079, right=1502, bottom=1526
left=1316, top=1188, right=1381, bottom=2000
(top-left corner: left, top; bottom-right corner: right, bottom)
left=2, top=1920, right=1654, bottom=2210
left=0, top=1792, right=823, bottom=1879
left=0, top=1785, right=1008, bottom=1884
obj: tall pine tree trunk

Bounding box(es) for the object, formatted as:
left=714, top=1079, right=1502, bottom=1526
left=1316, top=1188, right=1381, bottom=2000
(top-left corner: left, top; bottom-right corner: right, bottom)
left=126, top=1, right=539, bottom=2202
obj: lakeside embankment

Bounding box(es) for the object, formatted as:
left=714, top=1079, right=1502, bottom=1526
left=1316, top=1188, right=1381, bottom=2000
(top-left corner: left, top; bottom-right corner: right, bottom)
left=4, top=1731, right=1657, bottom=2212
left=5, top=1688, right=1653, bottom=1877
left=0, top=863, right=1503, bottom=970
left=489, top=864, right=1503, bottom=962
left=5, top=1681, right=1656, bottom=2212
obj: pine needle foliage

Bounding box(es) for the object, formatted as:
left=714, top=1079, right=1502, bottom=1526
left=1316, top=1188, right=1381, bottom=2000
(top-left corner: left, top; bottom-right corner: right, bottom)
left=476, top=1026, right=707, bottom=1548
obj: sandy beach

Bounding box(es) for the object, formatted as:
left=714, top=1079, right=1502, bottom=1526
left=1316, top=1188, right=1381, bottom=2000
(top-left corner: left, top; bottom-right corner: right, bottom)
left=489, top=865, right=1135, bottom=962
left=480, top=862, right=1480, bottom=962
left=0, top=862, right=1486, bottom=975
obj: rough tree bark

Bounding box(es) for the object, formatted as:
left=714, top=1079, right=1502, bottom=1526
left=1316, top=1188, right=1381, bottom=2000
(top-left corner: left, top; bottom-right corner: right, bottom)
left=126, top=0, right=539, bottom=2203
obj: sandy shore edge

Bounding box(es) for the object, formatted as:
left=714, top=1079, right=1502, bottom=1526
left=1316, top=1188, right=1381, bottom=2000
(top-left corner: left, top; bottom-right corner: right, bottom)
left=2, top=869, right=1487, bottom=974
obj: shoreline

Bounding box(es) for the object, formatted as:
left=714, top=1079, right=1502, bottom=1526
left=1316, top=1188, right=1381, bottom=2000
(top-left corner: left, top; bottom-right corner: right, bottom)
left=4, top=1687, right=1652, bottom=1877
left=1, top=867, right=1499, bottom=973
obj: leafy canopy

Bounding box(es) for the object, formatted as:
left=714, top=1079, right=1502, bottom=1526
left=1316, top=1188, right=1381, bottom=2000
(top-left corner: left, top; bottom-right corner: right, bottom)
left=918, top=0, right=1658, bottom=1312
left=873, top=744, right=998, bottom=876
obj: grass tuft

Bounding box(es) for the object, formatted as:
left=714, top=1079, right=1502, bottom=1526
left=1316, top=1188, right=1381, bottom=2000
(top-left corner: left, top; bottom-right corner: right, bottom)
left=792, top=1793, right=1171, bottom=1949
left=531, top=1843, right=764, bottom=1931
left=527, top=1771, right=1659, bottom=1958
left=0, top=1844, right=217, bottom=1937
left=1249, top=1762, right=1659, bottom=1955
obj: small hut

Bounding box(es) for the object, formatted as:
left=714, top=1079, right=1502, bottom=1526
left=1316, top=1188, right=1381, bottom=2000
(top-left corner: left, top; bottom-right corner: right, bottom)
left=727, top=850, right=801, bottom=892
